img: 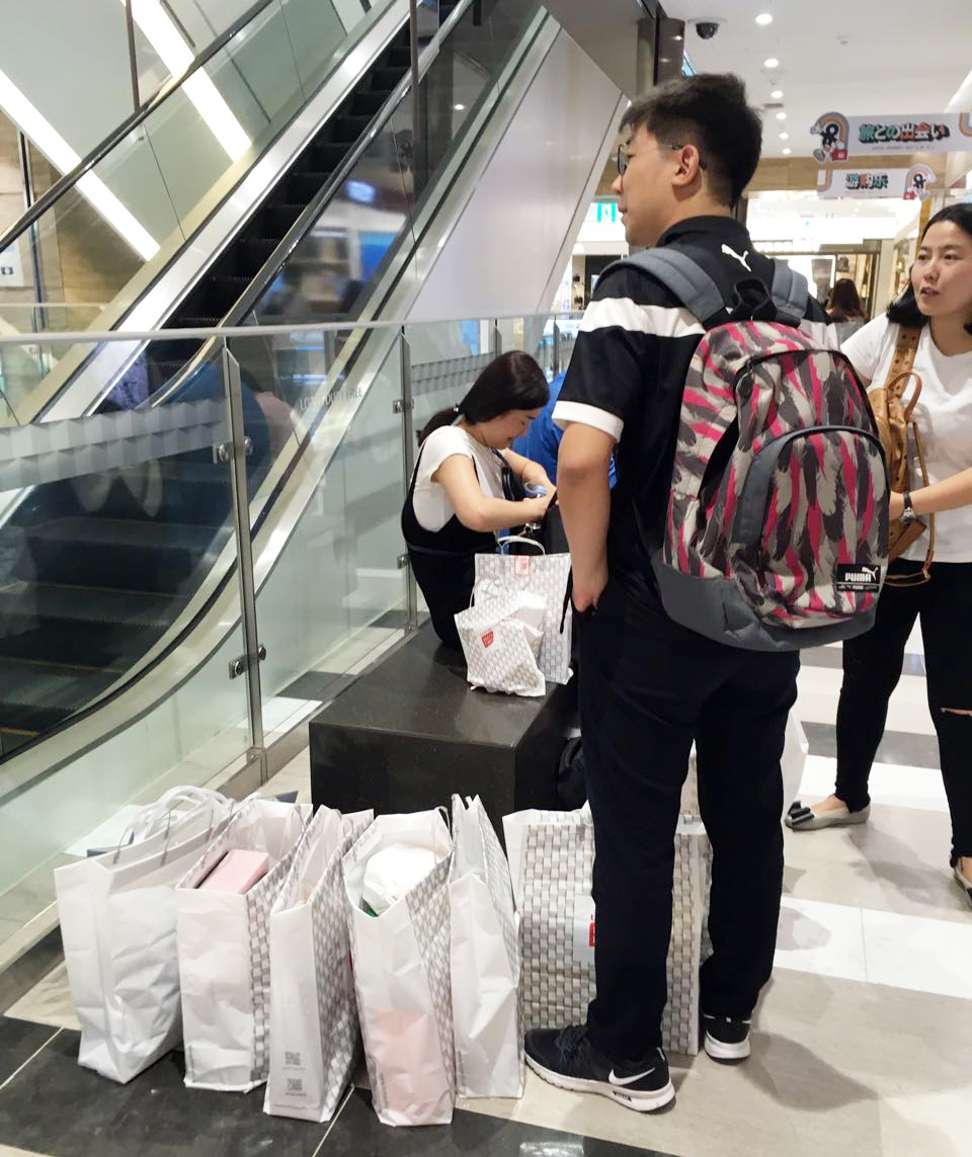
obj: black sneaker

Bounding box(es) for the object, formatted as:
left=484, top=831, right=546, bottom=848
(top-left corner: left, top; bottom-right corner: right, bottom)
left=702, top=1013, right=751, bottom=1063
left=525, top=1025, right=675, bottom=1112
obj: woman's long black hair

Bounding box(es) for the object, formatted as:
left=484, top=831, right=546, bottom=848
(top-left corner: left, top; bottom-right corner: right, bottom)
left=418, top=350, right=550, bottom=444
left=887, top=202, right=972, bottom=335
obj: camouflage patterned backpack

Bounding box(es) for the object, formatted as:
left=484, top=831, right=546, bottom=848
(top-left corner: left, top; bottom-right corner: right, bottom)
left=613, top=248, right=889, bottom=651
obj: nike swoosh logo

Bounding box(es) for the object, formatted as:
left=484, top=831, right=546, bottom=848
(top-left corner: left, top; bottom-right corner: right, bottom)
left=608, top=1067, right=655, bottom=1086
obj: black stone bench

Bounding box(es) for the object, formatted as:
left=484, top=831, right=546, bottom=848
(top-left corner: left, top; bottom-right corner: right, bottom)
left=310, top=625, right=573, bottom=833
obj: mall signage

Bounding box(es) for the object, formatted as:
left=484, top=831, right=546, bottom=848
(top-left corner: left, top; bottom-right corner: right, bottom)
left=817, top=164, right=937, bottom=201
left=811, top=111, right=972, bottom=162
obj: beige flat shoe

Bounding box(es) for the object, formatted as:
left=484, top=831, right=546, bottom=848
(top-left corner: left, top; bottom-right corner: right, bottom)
left=785, top=800, right=870, bottom=831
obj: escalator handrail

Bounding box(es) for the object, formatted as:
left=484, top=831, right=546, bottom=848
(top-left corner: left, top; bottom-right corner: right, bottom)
left=148, top=0, right=476, bottom=410
left=0, top=0, right=295, bottom=256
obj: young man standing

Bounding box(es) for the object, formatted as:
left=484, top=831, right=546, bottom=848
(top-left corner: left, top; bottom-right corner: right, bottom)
left=524, top=74, right=826, bottom=1112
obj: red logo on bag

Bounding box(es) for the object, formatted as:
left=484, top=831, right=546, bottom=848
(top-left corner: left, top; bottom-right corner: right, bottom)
left=589, top=918, right=596, bottom=949
left=482, top=630, right=494, bottom=648
left=515, top=556, right=532, bottom=577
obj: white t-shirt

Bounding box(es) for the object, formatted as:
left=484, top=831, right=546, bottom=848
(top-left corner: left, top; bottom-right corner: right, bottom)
left=411, top=425, right=505, bottom=532
left=843, top=315, right=972, bottom=563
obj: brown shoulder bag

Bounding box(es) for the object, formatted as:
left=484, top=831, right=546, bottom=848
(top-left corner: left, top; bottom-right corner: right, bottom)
left=867, top=326, right=935, bottom=586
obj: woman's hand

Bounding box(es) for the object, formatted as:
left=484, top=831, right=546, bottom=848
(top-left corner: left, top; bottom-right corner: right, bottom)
left=522, top=489, right=556, bottom=523
left=889, top=492, right=905, bottom=521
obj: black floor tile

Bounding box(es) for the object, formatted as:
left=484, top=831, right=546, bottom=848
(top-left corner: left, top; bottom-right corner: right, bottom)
left=323, top=1089, right=675, bottom=1156
left=281, top=670, right=356, bottom=702
left=0, top=1030, right=326, bottom=1157
left=0, top=1016, right=61, bottom=1085
left=805, top=721, right=940, bottom=769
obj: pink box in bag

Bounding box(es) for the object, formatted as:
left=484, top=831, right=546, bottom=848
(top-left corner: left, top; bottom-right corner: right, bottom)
left=197, top=849, right=272, bottom=893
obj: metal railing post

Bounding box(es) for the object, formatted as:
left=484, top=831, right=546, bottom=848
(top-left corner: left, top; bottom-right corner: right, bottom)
left=124, top=1, right=141, bottom=113
left=491, top=318, right=502, bottom=356
left=398, top=328, right=420, bottom=632
left=221, top=342, right=267, bottom=779
left=552, top=318, right=561, bottom=378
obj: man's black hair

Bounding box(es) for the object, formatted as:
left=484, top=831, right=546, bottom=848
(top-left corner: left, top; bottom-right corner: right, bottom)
left=620, top=73, right=762, bottom=206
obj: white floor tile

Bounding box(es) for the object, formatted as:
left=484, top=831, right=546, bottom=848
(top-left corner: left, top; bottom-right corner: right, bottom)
left=796, top=664, right=934, bottom=735
left=775, top=896, right=868, bottom=982
left=862, top=907, right=972, bottom=1000
left=797, top=755, right=948, bottom=814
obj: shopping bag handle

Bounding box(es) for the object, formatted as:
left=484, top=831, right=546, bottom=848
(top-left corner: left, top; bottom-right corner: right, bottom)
left=497, top=535, right=546, bottom=555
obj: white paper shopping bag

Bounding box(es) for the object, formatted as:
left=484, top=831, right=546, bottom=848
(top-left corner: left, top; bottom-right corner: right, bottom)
left=343, top=810, right=454, bottom=1126
left=449, top=795, right=523, bottom=1098
left=55, top=788, right=232, bottom=1084
left=264, top=807, right=372, bottom=1123
left=176, top=798, right=311, bottom=1092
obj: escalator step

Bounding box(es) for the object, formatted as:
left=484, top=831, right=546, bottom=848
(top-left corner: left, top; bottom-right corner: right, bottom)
left=368, top=67, right=406, bottom=94
left=287, top=171, right=334, bottom=205
left=0, top=582, right=187, bottom=668
left=11, top=517, right=231, bottom=595
left=307, top=142, right=348, bottom=171
left=238, top=238, right=280, bottom=275
left=0, top=658, right=121, bottom=734
left=173, top=317, right=222, bottom=330
left=328, top=115, right=373, bottom=144
left=208, top=275, right=253, bottom=314
left=352, top=90, right=386, bottom=117
left=254, top=203, right=305, bottom=239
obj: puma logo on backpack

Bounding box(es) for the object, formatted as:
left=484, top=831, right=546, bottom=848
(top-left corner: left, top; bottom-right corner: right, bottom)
left=607, top=248, right=890, bottom=651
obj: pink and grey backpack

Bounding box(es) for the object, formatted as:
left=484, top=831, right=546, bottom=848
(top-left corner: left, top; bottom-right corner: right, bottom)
left=616, top=248, right=889, bottom=651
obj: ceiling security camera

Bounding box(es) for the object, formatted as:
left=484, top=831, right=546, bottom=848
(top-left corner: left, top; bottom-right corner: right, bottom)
left=691, top=19, right=723, bottom=39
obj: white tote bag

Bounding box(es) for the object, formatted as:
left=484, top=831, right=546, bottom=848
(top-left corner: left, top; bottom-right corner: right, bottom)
left=449, top=795, right=523, bottom=1099
left=503, top=804, right=711, bottom=1057
left=176, top=798, right=311, bottom=1092
left=264, top=807, right=373, bottom=1123
left=343, top=810, right=455, bottom=1126
left=55, top=789, right=233, bottom=1084
left=474, top=550, right=572, bottom=684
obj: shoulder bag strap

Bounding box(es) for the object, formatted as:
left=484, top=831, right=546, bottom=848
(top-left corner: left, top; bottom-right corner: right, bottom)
left=769, top=261, right=810, bottom=326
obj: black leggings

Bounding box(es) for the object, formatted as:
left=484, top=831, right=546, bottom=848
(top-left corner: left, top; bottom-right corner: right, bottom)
left=835, top=559, right=972, bottom=859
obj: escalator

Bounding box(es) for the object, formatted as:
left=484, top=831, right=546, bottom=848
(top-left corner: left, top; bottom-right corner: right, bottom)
left=0, top=0, right=541, bottom=758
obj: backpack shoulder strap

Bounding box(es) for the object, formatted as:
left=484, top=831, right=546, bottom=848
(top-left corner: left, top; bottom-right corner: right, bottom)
left=770, top=261, right=810, bottom=326
left=600, top=248, right=729, bottom=328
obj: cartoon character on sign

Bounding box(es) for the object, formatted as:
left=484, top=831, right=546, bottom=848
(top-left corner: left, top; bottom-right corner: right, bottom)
left=811, top=111, right=849, bottom=163
left=904, top=164, right=936, bottom=201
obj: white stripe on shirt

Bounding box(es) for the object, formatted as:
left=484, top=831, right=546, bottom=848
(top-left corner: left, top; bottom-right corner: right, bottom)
left=580, top=297, right=705, bottom=339
left=552, top=400, right=624, bottom=441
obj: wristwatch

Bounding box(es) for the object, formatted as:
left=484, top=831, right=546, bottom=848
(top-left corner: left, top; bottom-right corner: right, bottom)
left=900, top=491, right=919, bottom=525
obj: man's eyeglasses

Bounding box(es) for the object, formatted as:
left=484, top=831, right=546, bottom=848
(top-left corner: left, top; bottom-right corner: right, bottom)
left=615, top=143, right=707, bottom=176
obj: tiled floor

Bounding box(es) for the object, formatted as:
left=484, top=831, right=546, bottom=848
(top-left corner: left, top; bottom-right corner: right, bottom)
left=0, top=632, right=969, bottom=1156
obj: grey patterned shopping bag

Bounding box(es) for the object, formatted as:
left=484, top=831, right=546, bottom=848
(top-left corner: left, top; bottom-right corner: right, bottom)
left=264, top=807, right=372, bottom=1122
left=343, top=811, right=455, bottom=1126
left=176, top=799, right=311, bottom=1092
left=504, top=805, right=711, bottom=1057
left=474, top=551, right=572, bottom=684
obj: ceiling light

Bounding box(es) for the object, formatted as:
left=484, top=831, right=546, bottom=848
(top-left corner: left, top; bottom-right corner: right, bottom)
left=0, top=67, right=159, bottom=260
left=117, top=0, right=250, bottom=162
left=779, top=132, right=790, bottom=140
left=755, top=13, right=774, bottom=25
left=776, top=111, right=787, bottom=121
left=782, top=147, right=792, bottom=155
left=771, top=89, right=784, bottom=100
left=764, top=57, right=780, bottom=69
left=454, top=103, right=466, bottom=111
